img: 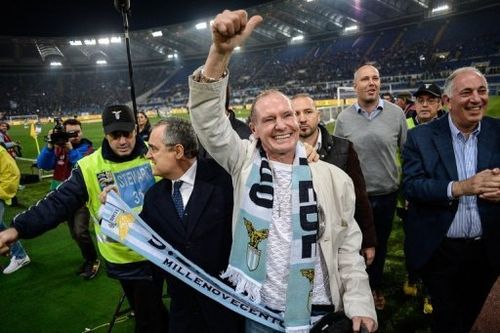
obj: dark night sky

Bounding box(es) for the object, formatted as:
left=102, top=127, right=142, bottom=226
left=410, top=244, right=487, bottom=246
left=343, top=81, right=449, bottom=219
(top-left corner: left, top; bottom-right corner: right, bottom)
left=2, top=0, right=273, bottom=37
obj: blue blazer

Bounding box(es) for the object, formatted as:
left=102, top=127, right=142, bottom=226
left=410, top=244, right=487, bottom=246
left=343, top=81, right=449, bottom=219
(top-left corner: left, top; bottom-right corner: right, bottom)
left=402, top=114, right=500, bottom=271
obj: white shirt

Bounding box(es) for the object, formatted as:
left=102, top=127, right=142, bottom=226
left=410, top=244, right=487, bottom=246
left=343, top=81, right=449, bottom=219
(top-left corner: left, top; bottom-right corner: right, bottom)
left=171, top=160, right=197, bottom=208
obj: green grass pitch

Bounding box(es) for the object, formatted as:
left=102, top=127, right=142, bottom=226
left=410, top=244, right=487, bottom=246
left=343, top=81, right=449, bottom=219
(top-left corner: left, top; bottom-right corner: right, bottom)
left=1, top=96, right=498, bottom=332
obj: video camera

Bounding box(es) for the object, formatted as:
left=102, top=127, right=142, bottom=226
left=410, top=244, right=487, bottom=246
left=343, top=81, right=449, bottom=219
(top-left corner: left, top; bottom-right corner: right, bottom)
left=48, top=118, right=78, bottom=146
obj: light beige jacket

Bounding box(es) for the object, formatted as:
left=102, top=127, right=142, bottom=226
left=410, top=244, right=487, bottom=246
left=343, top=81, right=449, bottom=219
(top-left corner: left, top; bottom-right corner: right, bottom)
left=189, top=71, right=377, bottom=325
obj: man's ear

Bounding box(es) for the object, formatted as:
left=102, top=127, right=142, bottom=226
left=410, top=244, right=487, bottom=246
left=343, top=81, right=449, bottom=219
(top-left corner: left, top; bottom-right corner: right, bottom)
left=442, top=95, right=450, bottom=110
left=174, top=144, right=184, bottom=159
left=249, top=122, right=258, bottom=138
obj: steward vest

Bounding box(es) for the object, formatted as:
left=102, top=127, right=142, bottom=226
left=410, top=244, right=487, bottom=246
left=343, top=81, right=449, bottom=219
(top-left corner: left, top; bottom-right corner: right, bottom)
left=78, top=147, right=155, bottom=264
left=406, top=117, right=417, bottom=130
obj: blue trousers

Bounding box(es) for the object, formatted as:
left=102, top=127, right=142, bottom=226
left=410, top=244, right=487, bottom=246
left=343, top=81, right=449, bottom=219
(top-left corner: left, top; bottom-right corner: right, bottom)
left=0, top=200, right=27, bottom=259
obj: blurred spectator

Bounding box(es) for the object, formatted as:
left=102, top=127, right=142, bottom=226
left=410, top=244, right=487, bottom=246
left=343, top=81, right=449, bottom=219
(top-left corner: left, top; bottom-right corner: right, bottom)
left=0, top=145, right=30, bottom=274
left=381, top=92, right=394, bottom=103
left=0, top=121, right=21, bottom=158
left=396, top=91, right=416, bottom=119
left=137, top=111, right=152, bottom=142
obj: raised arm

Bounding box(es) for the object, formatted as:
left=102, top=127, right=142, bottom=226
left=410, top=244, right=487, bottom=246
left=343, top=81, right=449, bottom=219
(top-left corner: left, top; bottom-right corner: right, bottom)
left=203, top=10, right=262, bottom=80
left=189, top=10, right=262, bottom=175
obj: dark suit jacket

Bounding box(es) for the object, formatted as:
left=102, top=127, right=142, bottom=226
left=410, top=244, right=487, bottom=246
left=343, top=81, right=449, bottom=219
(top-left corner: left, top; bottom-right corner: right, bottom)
left=402, top=114, right=500, bottom=271
left=140, top=158, right=243, bottom=333
left=317, top=124, right=376, bottom=248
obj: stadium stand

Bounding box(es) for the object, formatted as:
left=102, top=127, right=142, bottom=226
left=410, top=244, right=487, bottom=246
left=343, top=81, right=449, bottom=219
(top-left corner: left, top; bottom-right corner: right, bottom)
left=0, top=4, right=498, bottom=119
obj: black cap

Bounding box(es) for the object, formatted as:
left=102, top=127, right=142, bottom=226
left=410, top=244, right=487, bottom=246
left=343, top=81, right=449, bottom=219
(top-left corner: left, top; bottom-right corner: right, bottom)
left=102, top=105, right=136, bottom=134
left=414, top=83, right=442, bottom=98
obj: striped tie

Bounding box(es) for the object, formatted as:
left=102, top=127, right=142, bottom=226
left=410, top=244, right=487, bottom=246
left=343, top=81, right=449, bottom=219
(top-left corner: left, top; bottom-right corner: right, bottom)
left=172, top=181, right=184, bottom=219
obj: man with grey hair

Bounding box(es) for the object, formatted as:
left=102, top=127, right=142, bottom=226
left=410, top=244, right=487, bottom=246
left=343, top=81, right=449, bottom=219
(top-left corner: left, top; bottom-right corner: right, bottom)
left=402, top=67, right=500, bottom=333
left=138, top=117, right=244, bottom=332
left=334, top=64, right=407, bottom=310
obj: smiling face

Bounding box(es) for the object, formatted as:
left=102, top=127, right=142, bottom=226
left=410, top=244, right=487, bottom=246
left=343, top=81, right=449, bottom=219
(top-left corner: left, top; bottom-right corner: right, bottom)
left=445, top=70, right=488, bottom=133
left=354, top=65, right=381, bottom=108
left=251, top=91, right=299, bottom=164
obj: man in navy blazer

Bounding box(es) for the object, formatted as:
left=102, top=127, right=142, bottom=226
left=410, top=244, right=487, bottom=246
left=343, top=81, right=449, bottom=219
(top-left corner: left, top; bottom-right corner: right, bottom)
left=139, top=118, right=243, bottom=333
left=402, top=67, right=500, bottom=333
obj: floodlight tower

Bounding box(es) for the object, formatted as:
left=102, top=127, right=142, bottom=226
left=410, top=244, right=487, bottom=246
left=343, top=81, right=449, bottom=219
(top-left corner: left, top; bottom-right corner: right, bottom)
left=114, top=0, right=138, bottom=119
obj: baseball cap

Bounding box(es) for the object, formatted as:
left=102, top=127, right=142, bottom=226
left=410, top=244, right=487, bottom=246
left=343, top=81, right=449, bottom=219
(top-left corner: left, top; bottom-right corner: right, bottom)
left=414, top=83, right=442, bottom=98
left=102, top=105, right=136, bottom=135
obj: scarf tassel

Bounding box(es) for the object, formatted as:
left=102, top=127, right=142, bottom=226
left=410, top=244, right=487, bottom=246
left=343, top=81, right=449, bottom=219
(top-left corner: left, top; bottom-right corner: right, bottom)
left=221, top=265, right=262, bottom=304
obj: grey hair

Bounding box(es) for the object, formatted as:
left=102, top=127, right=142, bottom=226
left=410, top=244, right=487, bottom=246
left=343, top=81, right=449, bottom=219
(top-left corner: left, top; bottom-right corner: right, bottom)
left=153, top=117, right=199, bottom=158
left=443, top=67, right=488, bottom=97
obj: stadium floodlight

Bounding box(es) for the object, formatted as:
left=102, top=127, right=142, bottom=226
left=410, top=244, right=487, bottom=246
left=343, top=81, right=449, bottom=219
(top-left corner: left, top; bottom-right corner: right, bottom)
left=167, top=53, right=178, bottom=59
left=50, top=61, right=62, bottom=67
left=413, top=0, right=428, bottom=8
left=152, top=31, right=163, bottom=37
left=69, top=40, right=83, bottom=46
left=195, top=22, right=207, bottom=30
left=96, top=59, right=107, bottom=65
left=432, top=4, right=449, bottom=13
left=98, top=38, right=110, bottom=45
left=344, top=25, right=358, bottom=32
left=110, top=37, right=122, bottom=43
left=291, top=35, right=304, bottom=42
left=84, top=39, right=96, bottom=45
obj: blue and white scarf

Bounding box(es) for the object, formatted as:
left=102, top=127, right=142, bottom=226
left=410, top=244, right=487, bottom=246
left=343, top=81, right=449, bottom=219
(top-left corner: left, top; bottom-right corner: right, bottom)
left=221, top=142, right=319, bottom=332
left=99, top=191, right=286, bottom=331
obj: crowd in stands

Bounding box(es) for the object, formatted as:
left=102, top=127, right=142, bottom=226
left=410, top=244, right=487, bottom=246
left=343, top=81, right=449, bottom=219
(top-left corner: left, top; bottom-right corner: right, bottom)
left=0, top=7, right=498, bottom=118
left=0, top=66, right=173, bottom=119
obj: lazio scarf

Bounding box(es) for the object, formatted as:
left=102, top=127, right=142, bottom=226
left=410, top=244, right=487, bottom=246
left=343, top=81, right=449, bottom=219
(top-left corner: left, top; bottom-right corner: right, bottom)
left=221, top=142, right=319, bottom=332
left=99, top=191, right=286, bottom=331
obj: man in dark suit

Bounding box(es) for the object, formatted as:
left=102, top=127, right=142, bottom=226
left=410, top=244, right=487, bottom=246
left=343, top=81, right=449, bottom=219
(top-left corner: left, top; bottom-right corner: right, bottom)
left=402, top=67, right=500, bottom=333
left=140, top=117, right=243, bottom=333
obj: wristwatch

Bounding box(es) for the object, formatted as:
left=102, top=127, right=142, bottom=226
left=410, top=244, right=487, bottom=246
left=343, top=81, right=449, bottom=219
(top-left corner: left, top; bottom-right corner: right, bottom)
left=193, top=67, right=227, bottom=83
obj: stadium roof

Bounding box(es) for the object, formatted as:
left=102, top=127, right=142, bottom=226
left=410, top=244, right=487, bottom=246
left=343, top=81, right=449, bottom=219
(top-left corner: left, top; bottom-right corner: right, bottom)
left=0, top=0, right=498, bottom=70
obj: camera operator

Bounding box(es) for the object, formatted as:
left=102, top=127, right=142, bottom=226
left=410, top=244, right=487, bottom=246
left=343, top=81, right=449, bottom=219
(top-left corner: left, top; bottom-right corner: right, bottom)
left=37, top=118, right=100, bottom=280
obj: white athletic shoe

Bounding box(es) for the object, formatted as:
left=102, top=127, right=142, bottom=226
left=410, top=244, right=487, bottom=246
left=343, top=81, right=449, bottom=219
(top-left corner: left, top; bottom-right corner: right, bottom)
left=3, top=255, right=31, bottom=274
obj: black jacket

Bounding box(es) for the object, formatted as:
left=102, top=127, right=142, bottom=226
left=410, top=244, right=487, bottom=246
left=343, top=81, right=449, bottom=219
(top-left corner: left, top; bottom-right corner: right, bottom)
left=140, top=158, right=243, bottom=333
left=317, top=124, right=377, bottom=248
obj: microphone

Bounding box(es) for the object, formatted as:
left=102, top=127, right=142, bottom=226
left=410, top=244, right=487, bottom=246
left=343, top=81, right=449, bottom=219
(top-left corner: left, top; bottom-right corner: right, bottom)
left=114, top=0, right=130, bottom=13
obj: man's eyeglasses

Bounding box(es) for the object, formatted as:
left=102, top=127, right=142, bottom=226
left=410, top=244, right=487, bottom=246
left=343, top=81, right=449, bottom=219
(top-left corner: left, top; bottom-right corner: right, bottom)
left=109, top=131, right=134, bottom=140
left=416, top=97, right=439, bottom=105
